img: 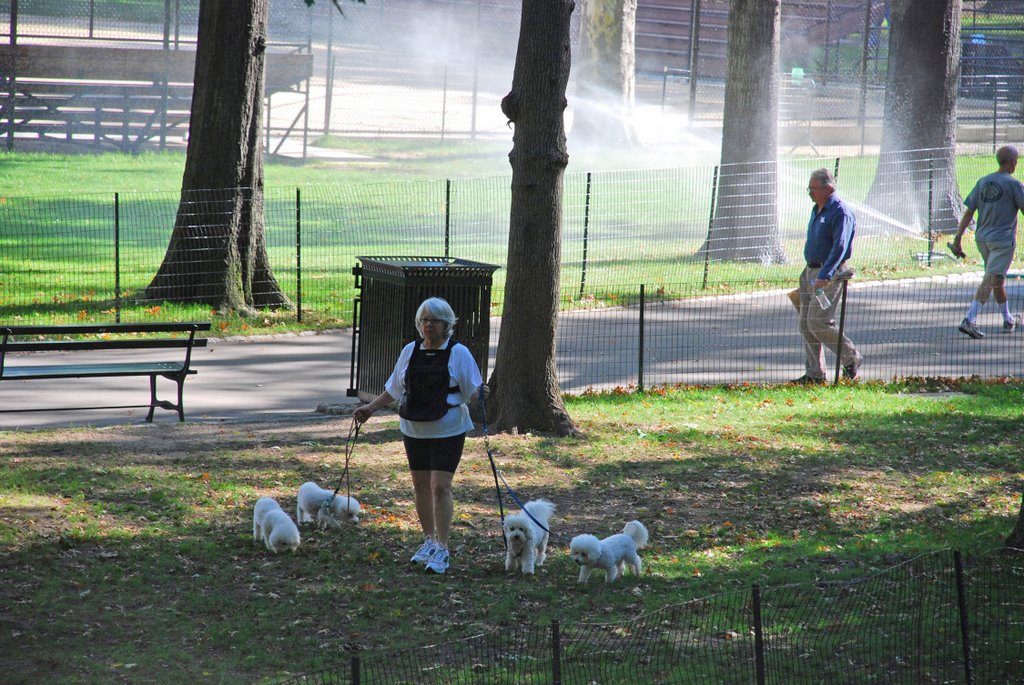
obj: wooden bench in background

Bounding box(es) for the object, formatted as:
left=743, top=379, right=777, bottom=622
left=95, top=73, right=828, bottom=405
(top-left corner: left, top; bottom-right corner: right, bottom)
left=0, top=322, right=211, bottom=422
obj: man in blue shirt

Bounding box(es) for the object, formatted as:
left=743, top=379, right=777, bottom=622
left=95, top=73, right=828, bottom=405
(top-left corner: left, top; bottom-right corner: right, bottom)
left=792, top=168, right=862, bottom=384
left=951, top=145, right=1024, bottom=338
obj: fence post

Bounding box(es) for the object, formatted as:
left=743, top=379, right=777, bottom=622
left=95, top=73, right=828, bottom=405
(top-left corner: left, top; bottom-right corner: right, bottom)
left=752, top=584, right=766, bottom=685
left=661, top=66, right=669, bottom=112
left=701, top=165, right=719, bottom=290
left=5, top=0, right=15, bottom=151
left=821, top=0, right=832, bottom=86
left=440, top=64, right=448, bottom=143
left=687, top=0, right=701, bottom=125
left=638, top=284, right=646, bottom=392
left=114, top=193, right=121, bottom=323
left=954, top=551, right=976, bottom=685
left=350, top=653, right=360, bottom=685
left=445, top=179, right=451, bottom=259
left=471, top=0, right=481, bottom=138
left=833, top=156, right=841, bottom=181
left=296, top=188, right=302, bottom=324
left=551, top=620, right=562, bottom=685
left=833, top=279, right=850, bottom=384
left=325, top=5, right=334, bottom=136
left=927, top=163, right=934, bottom=267
left=991, top=78, right=998, bottom=153
left=857, top=0, right=873, bottom=155
left=159, top=0, right=170, bottom=151
left=580, top=172, right=592, bottom=299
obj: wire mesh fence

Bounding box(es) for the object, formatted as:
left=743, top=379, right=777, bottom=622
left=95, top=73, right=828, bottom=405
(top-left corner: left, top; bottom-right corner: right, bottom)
left=276, top=548, right=1024, bottom=685
left=2, top=146, right=1024, bottom=387
left=1, top=0, right=1021, bottom=149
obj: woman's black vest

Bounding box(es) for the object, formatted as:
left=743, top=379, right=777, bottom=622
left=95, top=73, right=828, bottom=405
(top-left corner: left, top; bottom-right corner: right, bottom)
left=398, top=342, right=461, bottom=422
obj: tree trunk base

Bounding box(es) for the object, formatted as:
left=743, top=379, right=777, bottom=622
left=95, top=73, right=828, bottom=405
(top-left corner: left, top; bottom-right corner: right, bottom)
left=1006, top=494, right=1024, bottom=549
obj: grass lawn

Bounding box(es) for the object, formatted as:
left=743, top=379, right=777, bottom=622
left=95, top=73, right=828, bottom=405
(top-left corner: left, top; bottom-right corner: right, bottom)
left=0, top=145, right=1005, bottom=336
left=0, top=380, right=1021, bottom=683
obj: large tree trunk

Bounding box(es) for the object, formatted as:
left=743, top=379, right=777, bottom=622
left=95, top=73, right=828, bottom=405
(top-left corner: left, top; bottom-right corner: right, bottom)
left=863, top=0, right=962, bottom=236
left=1007, top=493, right=1024, bottom=549
left=488, top=0, right=579, bottom=437
left=571, top=0, right=637, bottom=147
left=700, top=0, right=786, bottom=265
left=144, top=0, right=289, bottom=314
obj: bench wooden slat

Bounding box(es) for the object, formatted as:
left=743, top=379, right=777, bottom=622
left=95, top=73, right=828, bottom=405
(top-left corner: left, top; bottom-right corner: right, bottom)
left=5, top=339, right=209, bottom=353
left=2, top=322, right=212, bottom=336
left=3, top=362, right=191, bottom=379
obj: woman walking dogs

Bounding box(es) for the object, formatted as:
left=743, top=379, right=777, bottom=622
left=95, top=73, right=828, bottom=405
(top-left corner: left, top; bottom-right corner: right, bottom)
left=353, top=297, right=487, bottom=575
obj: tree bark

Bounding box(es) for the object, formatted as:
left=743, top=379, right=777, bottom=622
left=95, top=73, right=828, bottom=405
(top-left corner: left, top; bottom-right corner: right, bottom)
left=1007, top=492, right=1024, bottom=549
left=864, top=0, right=962, bottom=236
left=144, top=0, right=289, bottom=313
left=571, top=0, right=637, bottom=147
left=488, top=0, right=579, bottom=437
left=700, top=0, right=786, bottom=265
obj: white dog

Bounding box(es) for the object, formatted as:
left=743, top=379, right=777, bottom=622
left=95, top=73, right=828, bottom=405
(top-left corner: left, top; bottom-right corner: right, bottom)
left=253, top=496, right=301, bottom=553
left=569, top=520, right=649, bottom=584
left=502, top=499, right=556, bottom=575
left=296, top=481, right=361, bottom=529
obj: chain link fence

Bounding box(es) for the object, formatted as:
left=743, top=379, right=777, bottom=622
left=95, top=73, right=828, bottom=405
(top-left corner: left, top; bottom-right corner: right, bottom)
left=4, top=145, right=1024, bottom=387
left=276, top=548, right=1024, bottom=684
left=1, top=0, right=1021, bottom=149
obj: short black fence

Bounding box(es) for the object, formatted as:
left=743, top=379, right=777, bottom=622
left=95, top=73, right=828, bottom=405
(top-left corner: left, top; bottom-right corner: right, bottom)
left=540, top=274, right=1024, bottom=391
left=3, top=148, right=1024, bottom=387
left=278, top=548, right=1024, bottom=684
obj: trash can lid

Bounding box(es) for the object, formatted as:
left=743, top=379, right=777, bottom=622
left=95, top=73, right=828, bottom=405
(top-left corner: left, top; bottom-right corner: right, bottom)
left=356, top=256, right=500, bottom=276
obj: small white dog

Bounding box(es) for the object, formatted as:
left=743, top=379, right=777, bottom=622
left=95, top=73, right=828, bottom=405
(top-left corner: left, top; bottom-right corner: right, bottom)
left=253, top=496, right=301, bottom=553
left=296, top=481, right=361, bottom=529
left=502, top=499, right=556, bottom=575
left=569, top=520, right=649, bottom=584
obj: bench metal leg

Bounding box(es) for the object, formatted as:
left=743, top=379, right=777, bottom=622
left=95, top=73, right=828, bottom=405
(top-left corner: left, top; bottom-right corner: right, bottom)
left=147, top=375, right=158, bottom=422
left=175, top=375, right=185, bottom=422
left=149, top=373, right=187, bottom=422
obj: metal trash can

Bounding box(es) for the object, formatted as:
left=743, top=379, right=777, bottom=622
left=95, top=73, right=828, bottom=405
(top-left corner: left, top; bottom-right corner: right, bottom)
left=347, top=256, right=500, bottom=400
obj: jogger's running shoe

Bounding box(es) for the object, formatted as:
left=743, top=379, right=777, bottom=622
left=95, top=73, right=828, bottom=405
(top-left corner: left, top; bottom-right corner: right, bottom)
left=958, top=318, right=985, bottom=339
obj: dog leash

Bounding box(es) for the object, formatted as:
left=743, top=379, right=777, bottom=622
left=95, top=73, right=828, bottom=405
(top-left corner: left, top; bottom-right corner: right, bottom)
left=479, top=390, right=551, bottom=537
left=494, top=470, right=551, bottom=535
left=324, top=417, right=360, bottom=515
left=479, top=390, right=508, bottom=551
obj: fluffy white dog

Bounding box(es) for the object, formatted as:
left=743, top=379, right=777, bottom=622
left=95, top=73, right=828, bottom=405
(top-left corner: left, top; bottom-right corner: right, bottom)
left=569, top=520, right=649, bottom=584
left=502, top=499, right=556, bottom=575
left=253, top=496, right=301, bottom=553
left=296, top=481, right=361, bottom=529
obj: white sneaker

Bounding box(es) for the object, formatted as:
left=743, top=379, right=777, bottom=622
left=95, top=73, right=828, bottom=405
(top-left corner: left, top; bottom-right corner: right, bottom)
left=958, top=318, right=985, bottom=339
left=410, top=539, right=438, bottom=565
left=424, top=547, right=449, bottom=574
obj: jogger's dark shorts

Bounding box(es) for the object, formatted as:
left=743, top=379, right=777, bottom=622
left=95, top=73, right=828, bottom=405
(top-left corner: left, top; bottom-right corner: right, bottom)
left=403, top=433, right=466, bottom=474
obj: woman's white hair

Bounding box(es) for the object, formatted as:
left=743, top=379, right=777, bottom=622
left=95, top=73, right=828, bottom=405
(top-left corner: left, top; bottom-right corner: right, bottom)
left=415, top=297, right=457, bottom=339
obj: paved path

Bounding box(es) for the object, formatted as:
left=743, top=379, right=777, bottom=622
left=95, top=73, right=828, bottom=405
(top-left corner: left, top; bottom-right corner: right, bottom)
left=0, top=331, right=360, bottom=430
left=3, top=276, right=1023, bottom=430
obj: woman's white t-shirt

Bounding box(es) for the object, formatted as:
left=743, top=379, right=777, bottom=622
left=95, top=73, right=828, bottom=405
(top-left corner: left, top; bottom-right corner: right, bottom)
left=384, top=338, right=482, bottom=439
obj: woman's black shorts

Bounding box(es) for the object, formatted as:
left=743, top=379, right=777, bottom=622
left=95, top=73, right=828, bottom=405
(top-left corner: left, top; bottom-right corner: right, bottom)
left=403, top=433, right=466, bottom=474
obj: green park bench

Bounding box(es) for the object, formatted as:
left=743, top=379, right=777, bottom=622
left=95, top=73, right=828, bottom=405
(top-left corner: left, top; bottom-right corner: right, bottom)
left=0, top=322, right=211, bottom=422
